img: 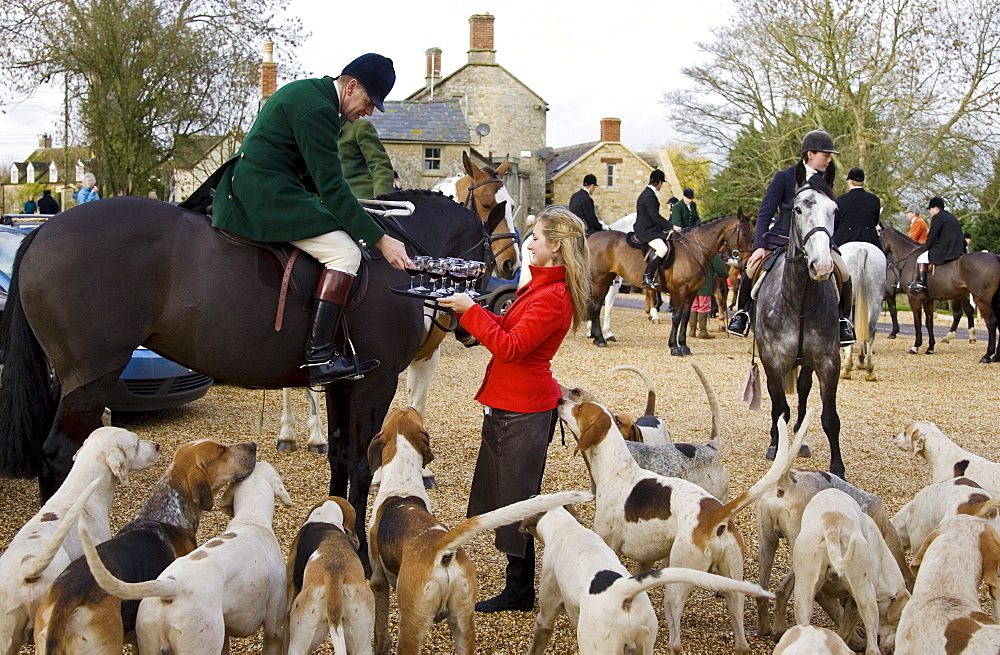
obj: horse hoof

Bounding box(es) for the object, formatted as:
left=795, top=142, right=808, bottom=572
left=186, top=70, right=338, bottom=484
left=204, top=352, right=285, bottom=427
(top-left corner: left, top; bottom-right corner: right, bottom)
left=831, top=468, right=847, bottom=481
left=887, top=333, right=897, bottom=340
left=307, top=444, right=328, bottom=455
left=670, top=347, right=683, bottom=356
left=765, top=446, right=777, bottom=460
left=593, top=339, right=607, bottom=348
left=276, top=440, right=297, bottom=452
left=925, top=348, right=934, bottom=355
left=606, top=335, right=617, bottom=342
left=980, top=356, right=992, bottom=364
left=908, top=347, right=918, bottom=354
left=680, top=345, right=691, bottom=356
left=799, top=445, right=812, bottom=458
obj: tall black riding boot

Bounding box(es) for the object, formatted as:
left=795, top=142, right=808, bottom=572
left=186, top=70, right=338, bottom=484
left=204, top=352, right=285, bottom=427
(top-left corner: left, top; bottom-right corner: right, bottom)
left=642, top=255, right=664, bottom=289
left=727, top=275, right=753, bottom=336
left=475, top=540, right=535, bottom=613
left=304, top=269, right=380, bottom=386
left=909, top=263, right=929, bottom=294
left=839, top=277, right=857, bottom=346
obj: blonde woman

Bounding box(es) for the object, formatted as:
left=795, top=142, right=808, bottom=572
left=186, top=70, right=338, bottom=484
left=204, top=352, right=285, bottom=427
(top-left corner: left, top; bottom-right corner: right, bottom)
left=440, top=206, right=590, bottom=612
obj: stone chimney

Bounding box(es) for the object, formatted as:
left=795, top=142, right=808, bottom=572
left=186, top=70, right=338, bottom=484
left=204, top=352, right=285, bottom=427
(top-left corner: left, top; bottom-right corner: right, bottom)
left=600, top=118, right=621, bottom=143
left=261, top=41, right=278, bottom=101
left=468, top=14, right=496, bottom=64
left=425, top=47, right=442, bottom=95
left=39, top=134, right=53, bottom=148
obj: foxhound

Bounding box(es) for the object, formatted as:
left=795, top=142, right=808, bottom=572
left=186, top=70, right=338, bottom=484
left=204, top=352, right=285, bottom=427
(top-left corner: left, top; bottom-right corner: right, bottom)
left=894, top=420, right=1000, bottom=497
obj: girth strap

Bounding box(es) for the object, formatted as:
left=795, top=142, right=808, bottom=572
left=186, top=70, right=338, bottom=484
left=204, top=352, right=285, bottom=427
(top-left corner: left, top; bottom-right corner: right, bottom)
left=275, top=249, right=300, bottom=331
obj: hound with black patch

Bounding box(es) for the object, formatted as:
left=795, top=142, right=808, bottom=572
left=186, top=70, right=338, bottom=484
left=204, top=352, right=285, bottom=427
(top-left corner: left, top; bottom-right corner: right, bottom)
left=33, top=439, right=257, bottom=654
left=366, top=407, right=590, bottom=655
left=557, top=397, right=808, bottom=654
left=0, top=427, right=159, bottom=655
left=522, top=505, right=772, bottom=654
left=894, top=420, right=1000, bottom=497
left=286, top=496, right=374, bottom=655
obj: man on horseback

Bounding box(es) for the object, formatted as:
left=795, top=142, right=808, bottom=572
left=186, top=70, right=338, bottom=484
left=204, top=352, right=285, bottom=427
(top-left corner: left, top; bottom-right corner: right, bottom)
left=671, top=187, right=700, bottom=229
left=635, top=169, right=681, bottom=289
left=210, top=53, right=410, bottom=386
left=726, top=129, right=857, bottom=345
left=569, top=173, right=604, bottom=236
left=908, top=197, right=965, bottom=293
left=833, top=167, right=882, bottom=251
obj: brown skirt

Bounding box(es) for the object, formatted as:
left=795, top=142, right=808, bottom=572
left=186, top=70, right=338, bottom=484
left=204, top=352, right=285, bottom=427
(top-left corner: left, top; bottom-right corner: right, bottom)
left=466, top=406, right=556, bottom=557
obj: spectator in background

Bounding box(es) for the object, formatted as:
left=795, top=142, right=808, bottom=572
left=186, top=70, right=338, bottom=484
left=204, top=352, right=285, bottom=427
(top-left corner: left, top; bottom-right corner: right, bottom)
left=905, top=204, right=928, bottom=243
left=568, top=173, right=603, bottom=235
left=393, top=170, right=402, bottom=190
left=339, top=117, right=394, bottom=199
left=148, top=190, right=159, bottom=200
left=37, top=189, right=60, bottom=214
left=22, top=198, right=37, bottom=214
left=691, top=253, right=727, bottom=339
left=964, top=231, right=972, bottom=253
left=73, top=173, right=100, bottom=204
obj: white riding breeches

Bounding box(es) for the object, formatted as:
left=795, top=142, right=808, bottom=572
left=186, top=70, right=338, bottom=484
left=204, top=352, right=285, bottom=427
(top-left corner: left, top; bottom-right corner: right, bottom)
left=648, top=238, right=669, bottom=258
left=291, top=230, right=362, bottom=274
left=917, top=251, right=930, bottom=264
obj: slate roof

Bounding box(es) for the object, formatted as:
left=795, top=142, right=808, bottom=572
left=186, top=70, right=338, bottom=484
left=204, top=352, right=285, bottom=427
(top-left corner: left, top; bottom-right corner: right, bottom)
left=370, top=100, right=470, bottom=144
left=545, top=141, right=598, bottom=181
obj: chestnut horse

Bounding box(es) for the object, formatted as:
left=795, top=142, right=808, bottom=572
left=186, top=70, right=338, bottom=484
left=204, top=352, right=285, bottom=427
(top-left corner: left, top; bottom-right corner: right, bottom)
left=586, top=211, right=753, bottom=353
left=882, top=227, right=1000, bottom=362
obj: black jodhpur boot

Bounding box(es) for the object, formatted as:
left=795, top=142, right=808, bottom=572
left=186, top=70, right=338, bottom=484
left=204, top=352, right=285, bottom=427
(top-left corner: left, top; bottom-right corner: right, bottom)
left=727, top=276, right=753, bottom=337
left=909, top=263, right=929, bottom=294
left=642, top=255, right=664, bottom=289
left=839, top=277, right=857, bottom=346
left=476, top=540, right=535, bottom=613
left=304, top=269, right=380, bottom=386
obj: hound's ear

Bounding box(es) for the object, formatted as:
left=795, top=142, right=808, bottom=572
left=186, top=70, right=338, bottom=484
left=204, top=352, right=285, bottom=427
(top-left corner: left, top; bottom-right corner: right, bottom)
left=367, top=434, right=386, bottom=475
left=979, top=524, right=1000, bottom=589
left=103, top=446, right=130, bottom=486
left=577, top=405, right=612, bottom=454
left=418, top=430, right=434, bottom=467
left=907, top=423, right=925, bottom=454
left=887, top=590, right=910, bottom=623
left=270, top=471, right=293, bottom=508
left=188, top=469, right=215, bottom=512
left=911, top=526, right=941, bottom=573
left=613, top=412, right=640, bottom=442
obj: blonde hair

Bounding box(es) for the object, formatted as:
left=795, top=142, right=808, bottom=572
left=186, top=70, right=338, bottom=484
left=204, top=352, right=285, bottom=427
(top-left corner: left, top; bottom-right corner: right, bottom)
left=535, top=206, right=591, bottom=330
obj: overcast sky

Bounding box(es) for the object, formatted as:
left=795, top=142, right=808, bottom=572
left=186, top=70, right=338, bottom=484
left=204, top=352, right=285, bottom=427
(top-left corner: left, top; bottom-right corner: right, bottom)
left=0, top=0, right=732, bottom=163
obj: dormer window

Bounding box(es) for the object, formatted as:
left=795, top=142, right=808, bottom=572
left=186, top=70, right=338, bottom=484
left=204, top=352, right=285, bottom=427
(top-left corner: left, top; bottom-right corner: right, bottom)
left=9, top=163, right=18, bottom=184
left=27, top=165, right=35, bottom=183
left=49, top=162, right=58, bottom=182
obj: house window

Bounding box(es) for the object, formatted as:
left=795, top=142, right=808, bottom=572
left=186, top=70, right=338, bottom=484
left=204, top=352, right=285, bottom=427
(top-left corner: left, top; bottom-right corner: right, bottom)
left=424, top=147, right=442, bottom=170
left=49, top=162, right=58, bottom=182
left=9, top=164, right=18, bottom=184
left=606, top=163, right=616, bottom=188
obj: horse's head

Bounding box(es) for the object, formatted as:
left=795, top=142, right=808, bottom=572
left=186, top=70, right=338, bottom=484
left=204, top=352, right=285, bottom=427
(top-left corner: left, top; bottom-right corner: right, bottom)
left=723, top=208, right=754, bottom=267
left=456, top=151, right=520, bottom=279
left=791, top=182, right=837, bottom=280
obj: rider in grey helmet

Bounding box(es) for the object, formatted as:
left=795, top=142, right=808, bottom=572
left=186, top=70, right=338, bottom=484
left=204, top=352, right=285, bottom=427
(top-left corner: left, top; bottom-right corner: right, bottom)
left=727, top=129, right=856, bottom=345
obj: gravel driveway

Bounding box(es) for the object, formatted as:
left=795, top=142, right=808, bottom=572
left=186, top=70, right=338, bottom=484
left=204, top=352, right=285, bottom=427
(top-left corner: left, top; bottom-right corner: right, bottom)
left=3, top=306, right=998, bottom=653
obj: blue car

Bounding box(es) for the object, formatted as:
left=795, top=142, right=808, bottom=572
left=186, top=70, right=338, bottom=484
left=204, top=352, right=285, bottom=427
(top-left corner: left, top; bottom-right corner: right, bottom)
left=0, top=219, right=212, bottom=412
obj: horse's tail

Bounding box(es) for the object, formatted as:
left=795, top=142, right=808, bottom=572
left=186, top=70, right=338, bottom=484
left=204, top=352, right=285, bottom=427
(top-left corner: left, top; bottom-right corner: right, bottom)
left=0, top=228, right=57, bottom=478
left=855, top=249, right=870, bottom=346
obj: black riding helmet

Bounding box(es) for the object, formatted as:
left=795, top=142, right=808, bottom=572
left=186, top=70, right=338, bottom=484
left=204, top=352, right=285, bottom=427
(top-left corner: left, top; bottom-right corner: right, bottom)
left=800, top=129, right=840, bottom=155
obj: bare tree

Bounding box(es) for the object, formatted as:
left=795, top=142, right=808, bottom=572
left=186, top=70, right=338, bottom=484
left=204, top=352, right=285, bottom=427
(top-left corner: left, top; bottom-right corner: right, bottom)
left=0, top=0, right=303, bottom=194
left=666, top=0, right=1000, bottom=213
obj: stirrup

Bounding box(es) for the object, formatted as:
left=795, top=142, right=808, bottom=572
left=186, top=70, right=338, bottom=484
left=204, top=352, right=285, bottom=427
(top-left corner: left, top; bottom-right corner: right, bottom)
left=839, top=318, right=857, bottom=346
left=727, top=310, right=750, bottom=337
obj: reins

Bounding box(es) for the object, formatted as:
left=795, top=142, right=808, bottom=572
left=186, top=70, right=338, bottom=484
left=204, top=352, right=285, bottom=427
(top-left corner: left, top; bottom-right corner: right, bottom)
left=463, top=175, right=519, bottom=264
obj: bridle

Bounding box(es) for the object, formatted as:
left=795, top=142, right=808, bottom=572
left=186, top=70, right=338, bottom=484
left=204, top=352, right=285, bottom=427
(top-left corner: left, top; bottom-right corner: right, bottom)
left=787, top=185, right=834, bottom=260
left=463, top=175, right=519, bottom=262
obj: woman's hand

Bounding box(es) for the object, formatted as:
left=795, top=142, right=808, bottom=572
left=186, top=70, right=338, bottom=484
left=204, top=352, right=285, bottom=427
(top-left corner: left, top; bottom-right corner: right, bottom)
left=747, top=247, right=769, bottom=269
left=438, top=293, right=476, bottom=314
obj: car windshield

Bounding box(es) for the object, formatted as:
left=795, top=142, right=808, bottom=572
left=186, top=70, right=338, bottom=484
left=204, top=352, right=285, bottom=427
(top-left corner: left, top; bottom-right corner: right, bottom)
left=0, top=229, right=25, bottom=284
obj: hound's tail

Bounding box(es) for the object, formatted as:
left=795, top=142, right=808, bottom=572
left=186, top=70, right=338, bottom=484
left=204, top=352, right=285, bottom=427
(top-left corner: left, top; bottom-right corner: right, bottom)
left=689, top=360, right=724, bottom=451
left=78, top=523, right=180, bottom=600
left=824, top=515, right=861, bottom=575
left=703, top=410, right=812, bottom=527
left=436, top=490, right=592, bottom=556
left=608, top=567, right=773, bottom=604
left=610, top=366, right=657, bottom=417
left=20, top=478, right=102, bottom=581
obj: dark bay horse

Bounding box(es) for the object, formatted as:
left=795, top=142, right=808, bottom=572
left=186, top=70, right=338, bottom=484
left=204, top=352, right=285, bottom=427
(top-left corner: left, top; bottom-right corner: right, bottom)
left=883, top=249, right=977, bottom=343
left=754, top=181, right=845, bottom=478
left=586, top=211, right=753, bottom=352
left=0, top=191, right=500, bottom=563
left=882, top=227, right=1000, bottom=362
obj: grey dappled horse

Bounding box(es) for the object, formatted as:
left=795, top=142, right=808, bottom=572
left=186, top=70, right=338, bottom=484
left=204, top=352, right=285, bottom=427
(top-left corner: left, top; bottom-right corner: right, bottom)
left=839, top=242, right=887, bottom=381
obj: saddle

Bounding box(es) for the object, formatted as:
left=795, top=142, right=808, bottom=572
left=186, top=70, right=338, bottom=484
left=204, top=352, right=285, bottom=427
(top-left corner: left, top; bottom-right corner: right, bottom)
left=625, top=232, right=675, bottom=268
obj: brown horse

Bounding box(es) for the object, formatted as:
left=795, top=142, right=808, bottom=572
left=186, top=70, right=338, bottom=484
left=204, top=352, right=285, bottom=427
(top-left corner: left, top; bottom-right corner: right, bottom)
left=587, top=211, right=753, bottom=353
left=882, top=227, right=1000, bottom=362
left=405, top=151, right=520, bottom=416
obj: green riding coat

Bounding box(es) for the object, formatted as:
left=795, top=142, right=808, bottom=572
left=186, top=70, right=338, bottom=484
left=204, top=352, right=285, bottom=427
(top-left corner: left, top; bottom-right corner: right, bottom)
left=211, top=77, right=385, bottom=250
left=339, top=119, right=394, bottom=200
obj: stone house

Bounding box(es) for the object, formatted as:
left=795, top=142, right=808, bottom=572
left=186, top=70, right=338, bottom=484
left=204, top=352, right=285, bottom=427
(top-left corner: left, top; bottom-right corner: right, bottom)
left=1, top=135, right=94, bottom=212
left=403, top=13, right=548, bottom=224
left=167, top=130, right=243, bottom=202
left=546, top=118, right=682, bottom=224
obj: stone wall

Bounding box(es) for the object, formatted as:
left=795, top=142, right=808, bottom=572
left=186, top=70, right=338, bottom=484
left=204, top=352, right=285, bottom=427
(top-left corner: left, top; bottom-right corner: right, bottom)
left=383, top=143, right=468, bottom=192
left=550, top=143, right=654, bottom=225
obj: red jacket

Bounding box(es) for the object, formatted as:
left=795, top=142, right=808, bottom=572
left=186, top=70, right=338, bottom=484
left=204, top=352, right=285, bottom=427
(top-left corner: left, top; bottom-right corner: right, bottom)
left=459, top=265, right=572, bottom=413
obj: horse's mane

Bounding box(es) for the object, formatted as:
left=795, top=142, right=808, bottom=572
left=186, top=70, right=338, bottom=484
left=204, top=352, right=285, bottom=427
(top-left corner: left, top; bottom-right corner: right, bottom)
left=885, top=225, right=919, bottom=246
left=697, top=213, right=739, bottom=226
left=375, top=189, right=450, bottom=202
